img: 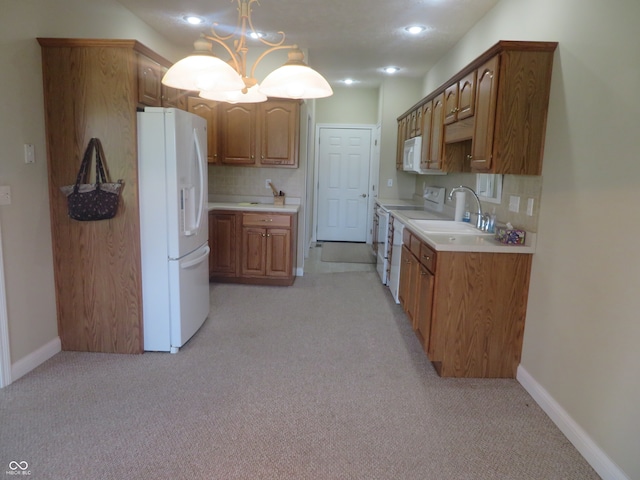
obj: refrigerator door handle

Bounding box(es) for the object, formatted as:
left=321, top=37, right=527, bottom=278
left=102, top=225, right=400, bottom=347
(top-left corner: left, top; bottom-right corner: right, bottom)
left=182, top=128, right=206, bottom=237
left=180, top=245, right=210, bottom=269
left=193, top=127, right=206, bottom=233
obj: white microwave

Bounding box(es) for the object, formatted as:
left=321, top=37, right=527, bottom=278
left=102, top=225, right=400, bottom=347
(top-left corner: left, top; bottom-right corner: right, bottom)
left=402, top=136, right=446, bottom=175
left=402, top=136, right=422, bottom=173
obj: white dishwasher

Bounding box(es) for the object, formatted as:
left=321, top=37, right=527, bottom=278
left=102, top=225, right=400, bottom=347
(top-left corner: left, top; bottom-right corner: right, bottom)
left=388, top=218, right=405, bottom=303
left=388, top=187, right=448, bottom=303
left=375, top=206, right=390, bottom=284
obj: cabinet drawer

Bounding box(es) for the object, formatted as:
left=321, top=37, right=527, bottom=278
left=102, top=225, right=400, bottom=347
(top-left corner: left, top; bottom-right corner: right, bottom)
left=242, top=213, right=291, bottom=228
left=410, top=234, right=422, bottom=257
left=402, top=228, right=412, bottom=247
left=419, top=243, right=437, bottom=273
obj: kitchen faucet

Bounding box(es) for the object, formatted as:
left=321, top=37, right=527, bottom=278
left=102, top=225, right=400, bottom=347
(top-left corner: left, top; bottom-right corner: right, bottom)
left=448, top=185, right=484, bottom=229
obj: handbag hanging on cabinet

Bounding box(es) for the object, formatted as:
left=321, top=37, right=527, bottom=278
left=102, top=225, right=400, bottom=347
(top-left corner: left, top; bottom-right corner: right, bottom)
left=60, top=138, right=123, bottom=221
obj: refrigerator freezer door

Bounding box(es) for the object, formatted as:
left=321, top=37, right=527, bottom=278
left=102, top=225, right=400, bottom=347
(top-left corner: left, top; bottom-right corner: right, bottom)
left=168, top=243, right=211, bottom=352
left=163, top=109, right=208, bottom=259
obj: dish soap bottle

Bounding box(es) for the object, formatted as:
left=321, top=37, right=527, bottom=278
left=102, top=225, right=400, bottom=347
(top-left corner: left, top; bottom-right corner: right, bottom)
left=462, top=205, right=471, bottom=223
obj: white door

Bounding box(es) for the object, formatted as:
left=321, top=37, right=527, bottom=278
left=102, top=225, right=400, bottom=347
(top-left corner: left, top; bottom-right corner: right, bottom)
left=316, top=128, right=371, bottom=242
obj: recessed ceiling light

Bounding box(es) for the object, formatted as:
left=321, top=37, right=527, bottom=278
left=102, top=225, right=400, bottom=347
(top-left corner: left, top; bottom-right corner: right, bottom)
left=383, top=66, right=400, bottom=74
left=249, top=32, right=265, bottom=40
left=405, top=25, right=427, bottom=35
left=343, top=78, right=355, bottom=85
left=184, top=15, right=205, bottom=25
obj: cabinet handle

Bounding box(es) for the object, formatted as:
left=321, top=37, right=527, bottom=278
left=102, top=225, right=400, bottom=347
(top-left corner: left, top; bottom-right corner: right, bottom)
left=260, top=218, right=273, bottom=222
left=266, top=234, right=271, bottom=237
left=420, top=271, right=428, bottom=276
left=261, top=233, right=266, bottom=237
left=251, top=155, right=255, bottom=159
left=261, top=155, right=264, bottom=159
left=422, top=255, right=430, bottom=261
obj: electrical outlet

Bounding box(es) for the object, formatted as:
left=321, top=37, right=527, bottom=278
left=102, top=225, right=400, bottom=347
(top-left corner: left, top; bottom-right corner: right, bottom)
left=265, top=179, right=272, bottom=189
left=387, top=179, right=393, bottom=187
left=24, top=144, right=35, bottom=164
left=0, top=186, right=11, bottom=205
left=527, top=198, right=535, bottom=216
left=508, top=195, right=520, bottom=213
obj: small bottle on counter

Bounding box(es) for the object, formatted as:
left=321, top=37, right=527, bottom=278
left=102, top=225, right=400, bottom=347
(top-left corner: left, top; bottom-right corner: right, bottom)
left=462, top=205, right=471, bottom=223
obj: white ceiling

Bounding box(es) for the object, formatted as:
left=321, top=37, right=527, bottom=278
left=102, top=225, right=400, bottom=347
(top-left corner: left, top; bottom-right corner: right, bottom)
left=116, top=0, right=499, bottom=88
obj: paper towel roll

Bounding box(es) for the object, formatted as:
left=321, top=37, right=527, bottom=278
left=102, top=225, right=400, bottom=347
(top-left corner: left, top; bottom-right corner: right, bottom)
left=454, top=191, right=466, bottom=222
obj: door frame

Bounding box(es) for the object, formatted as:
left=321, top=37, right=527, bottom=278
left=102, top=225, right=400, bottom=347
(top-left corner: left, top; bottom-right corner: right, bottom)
left=313, top=123, right=379, bottom=244
left=0, top=219, right=12, bottom=388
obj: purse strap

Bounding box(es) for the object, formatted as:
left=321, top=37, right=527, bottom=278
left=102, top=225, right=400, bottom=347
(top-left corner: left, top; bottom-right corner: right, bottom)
left=74, top=138, right=108, bottom=192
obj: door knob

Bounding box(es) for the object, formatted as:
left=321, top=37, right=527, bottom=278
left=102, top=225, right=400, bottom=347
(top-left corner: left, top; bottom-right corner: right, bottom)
left=360, top=193, right=367, bottom=198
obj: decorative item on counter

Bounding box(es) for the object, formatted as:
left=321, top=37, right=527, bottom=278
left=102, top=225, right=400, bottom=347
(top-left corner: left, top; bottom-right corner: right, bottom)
left=269, top=181, right=285, bottom=205
left=495, top=222, right=526, bottom=245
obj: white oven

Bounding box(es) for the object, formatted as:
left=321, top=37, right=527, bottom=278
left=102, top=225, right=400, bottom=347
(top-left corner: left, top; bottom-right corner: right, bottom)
left=375, top=206, right=390, bottom=284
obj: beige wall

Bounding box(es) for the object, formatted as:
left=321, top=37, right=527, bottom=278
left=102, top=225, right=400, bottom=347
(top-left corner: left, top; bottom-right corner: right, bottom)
left=418, top=0, right=639, bottom=478
left=0, top=0, right=186, bottom=366
left=377, top=77, right=423, bottom=200
left=315, top=87, right=379, bottom=124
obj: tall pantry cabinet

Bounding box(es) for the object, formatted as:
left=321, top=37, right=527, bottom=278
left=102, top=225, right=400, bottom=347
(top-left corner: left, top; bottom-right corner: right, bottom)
left=38, top=38, right=176, bottom=354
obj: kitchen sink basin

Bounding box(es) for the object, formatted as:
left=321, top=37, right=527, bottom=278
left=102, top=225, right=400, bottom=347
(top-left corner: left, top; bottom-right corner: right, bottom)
left=410, top=220, right=493, bottom=235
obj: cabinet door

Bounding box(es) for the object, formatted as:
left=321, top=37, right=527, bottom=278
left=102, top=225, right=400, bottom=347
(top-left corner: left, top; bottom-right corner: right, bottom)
left=415, top=264, right=435, bottom=352
left=457, top=71, right=476, bottom=120
left=471, top=56, right=499, bottom=172
left=188, top=97, right=220, bottom=164
left=241, top=227, right=266, bottom=275
left=444, top=83, right=458, bottom=125
left=259, top=100, right=299, bottom=167
left=266, top=228, right=291, bottom=277
left=221, top=103, right=257, bottom=165
left=137, top=54, right=162, bottom=107
left=209, top=212, right=237, bottom=277
left=398, top=246, right=418, bottom=328
left=429, top=93, right=445, bottom=170
left=420, top=100, right=433, bottom=170
left=161, top=68, right=186, bottom=110
left=396, top=118, right=406, bottom=170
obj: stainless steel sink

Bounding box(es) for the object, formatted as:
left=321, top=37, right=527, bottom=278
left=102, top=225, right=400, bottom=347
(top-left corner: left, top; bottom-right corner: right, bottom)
left=410, top=220, right=493, bottom=235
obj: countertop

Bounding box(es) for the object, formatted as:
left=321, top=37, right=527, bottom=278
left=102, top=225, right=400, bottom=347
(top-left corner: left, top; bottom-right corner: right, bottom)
left=208, top=202, right=300, bottom=214
left=389, top=208, right=536, bottom=254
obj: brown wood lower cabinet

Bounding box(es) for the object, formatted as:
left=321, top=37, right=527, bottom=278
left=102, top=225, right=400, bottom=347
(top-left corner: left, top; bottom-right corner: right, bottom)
left=399, top=228, right=532, bottom=378
left=209, top=210, right=297, bottom=286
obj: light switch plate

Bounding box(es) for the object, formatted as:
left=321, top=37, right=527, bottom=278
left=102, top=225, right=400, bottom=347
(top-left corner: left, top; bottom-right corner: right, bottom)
left=527, top=198, right=535, bottom=216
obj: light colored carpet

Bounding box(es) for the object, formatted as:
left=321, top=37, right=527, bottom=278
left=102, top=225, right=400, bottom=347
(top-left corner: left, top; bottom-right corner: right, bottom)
left=0, top=271, right=599, bottom=479
left=320, top=241, right=376, bottom=264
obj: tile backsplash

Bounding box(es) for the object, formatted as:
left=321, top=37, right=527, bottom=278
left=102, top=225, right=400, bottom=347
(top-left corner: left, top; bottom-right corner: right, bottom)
left=416, top=173, right=543, bottom=233
left=208, top=166, right=305, bottom=202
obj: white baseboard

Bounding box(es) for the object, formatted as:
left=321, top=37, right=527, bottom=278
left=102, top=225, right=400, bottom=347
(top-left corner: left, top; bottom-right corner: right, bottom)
left=11, top=337, right=61, bottom=384
left=517, top=365, right=629, bottom=480
left=296, top=267, right=304, bottom=277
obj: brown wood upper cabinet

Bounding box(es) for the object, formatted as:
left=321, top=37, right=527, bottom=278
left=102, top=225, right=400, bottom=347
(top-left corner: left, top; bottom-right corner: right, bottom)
left=470, top=56, right=499, bottom=171
left=136, top=52, right=186, bottom=110
left=444, top=71, right=476, bottom=125
left=188, top=97, right=221, bottom=164
left=397, top=41, right=557, bottom=176
left=219, top=99, right=300, bottom=168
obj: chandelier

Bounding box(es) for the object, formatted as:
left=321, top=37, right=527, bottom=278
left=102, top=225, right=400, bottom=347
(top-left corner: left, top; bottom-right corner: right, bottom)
left=162, top=0, right=333, bottom=103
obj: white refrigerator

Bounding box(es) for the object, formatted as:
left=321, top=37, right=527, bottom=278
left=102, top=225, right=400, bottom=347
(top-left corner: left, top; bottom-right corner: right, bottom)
left=137, top=107, right=210, bottom=353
